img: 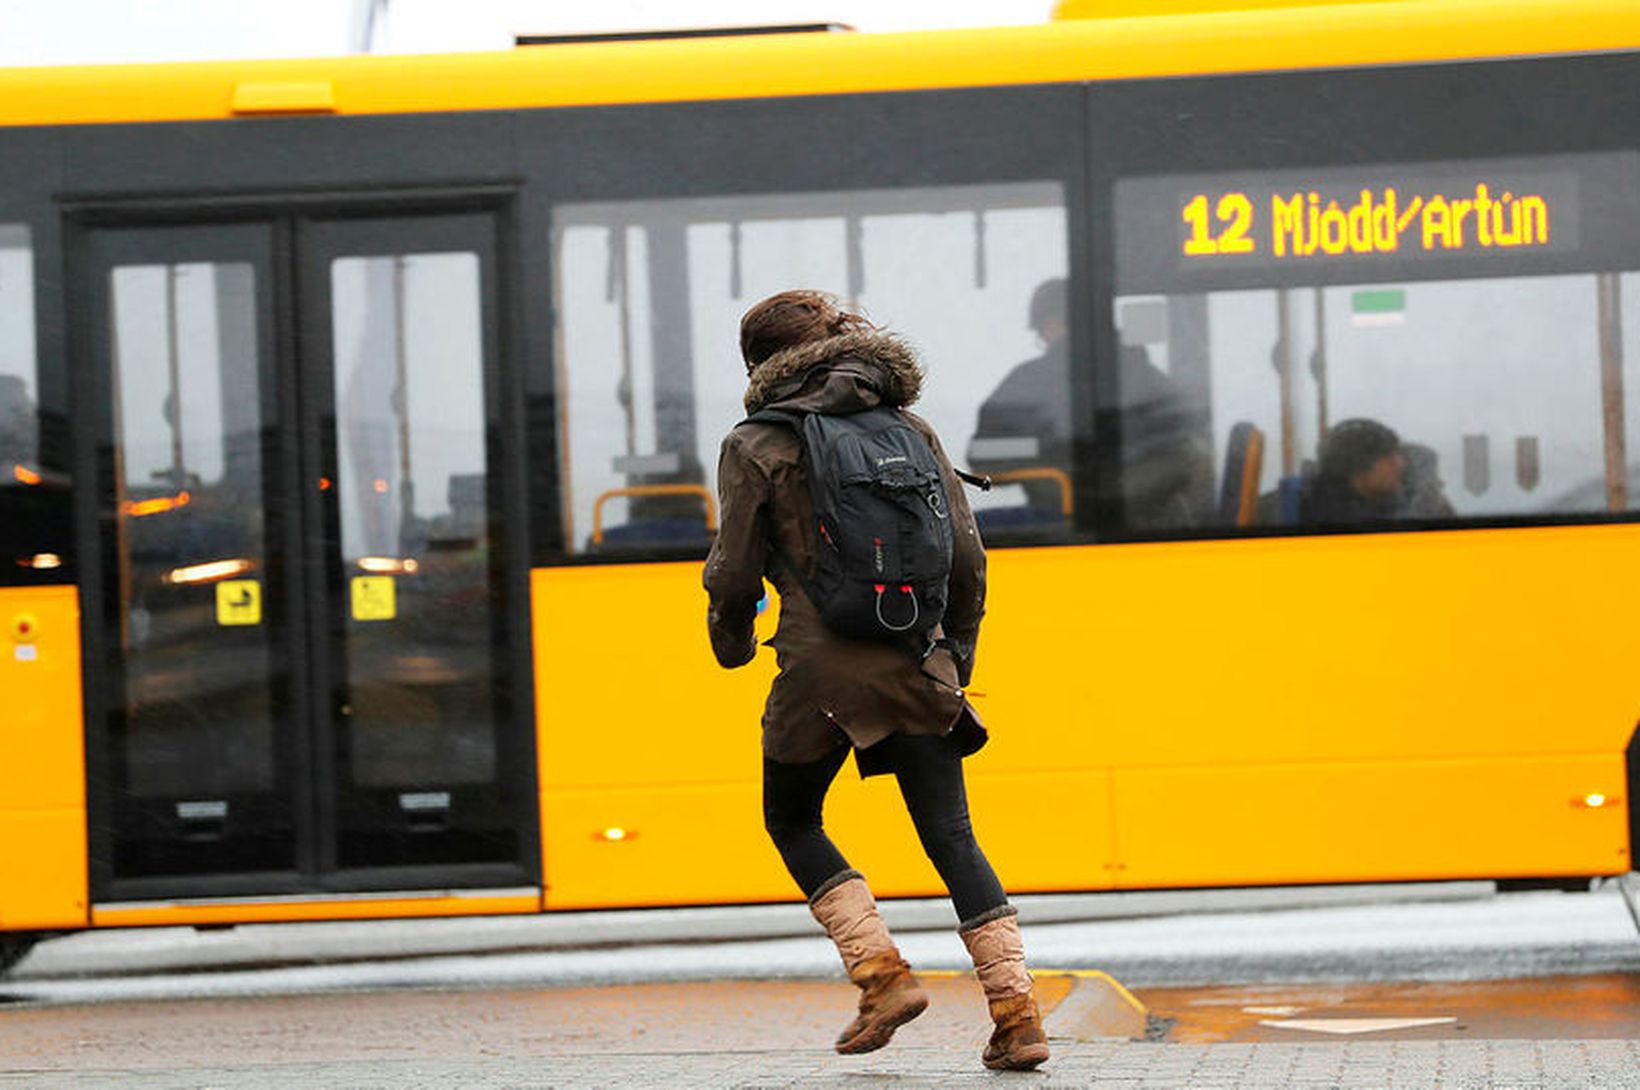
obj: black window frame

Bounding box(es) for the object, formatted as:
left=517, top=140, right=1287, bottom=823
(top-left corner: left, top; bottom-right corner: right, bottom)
left=517, top=84, right=1100, bottom=567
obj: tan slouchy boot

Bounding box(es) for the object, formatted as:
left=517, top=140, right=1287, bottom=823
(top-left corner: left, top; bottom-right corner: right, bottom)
left=958, top=907, right=1050, bottom=1071
left=809, top=870, right=929, bottom=1054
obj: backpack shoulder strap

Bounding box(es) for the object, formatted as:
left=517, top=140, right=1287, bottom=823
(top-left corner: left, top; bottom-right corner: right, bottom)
left=738, top=408, right=804, bottom=429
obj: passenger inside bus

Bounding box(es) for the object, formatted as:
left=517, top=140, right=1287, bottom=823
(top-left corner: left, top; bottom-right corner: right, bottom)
left=1297, top=418, right=1456, bottom=525
left=967, top=277, right=1211, bottom=532
left=1300, top=417, right=1406, bottom=523
left=1399, top=441, right=1457, bottom=519
left=967, top=277, right=1074, bottom=522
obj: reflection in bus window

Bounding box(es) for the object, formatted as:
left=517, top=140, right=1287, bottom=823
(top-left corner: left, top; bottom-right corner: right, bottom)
left=110, top=261, right=274, bottom=799
left=552, top=183, right=1068, bottom=555
left=330, top=253, right=497, bottom=792
left=0, top=223, right=63, bottom=576
left=0, top=225, right=35, bottom=475
left=1112, top=272, right=1640, bottom=533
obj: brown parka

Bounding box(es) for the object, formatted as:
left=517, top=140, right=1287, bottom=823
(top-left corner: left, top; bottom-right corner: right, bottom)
left=703, top=329, right=988, bottom=773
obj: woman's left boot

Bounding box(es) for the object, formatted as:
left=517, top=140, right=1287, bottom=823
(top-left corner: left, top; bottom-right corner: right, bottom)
left=809, top=870, right=930, bottom=1054
left=958, top=907, right=1050, bottom=1071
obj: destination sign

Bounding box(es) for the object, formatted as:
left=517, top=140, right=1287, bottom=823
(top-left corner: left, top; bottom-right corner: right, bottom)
left=1181, top=183, right=1551, bottom=260
left=1112, top=153, right=1640, bottom=294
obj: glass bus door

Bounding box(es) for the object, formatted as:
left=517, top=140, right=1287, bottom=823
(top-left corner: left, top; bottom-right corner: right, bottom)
left=298, top=215, right=527, bottom=884
left=83, top=213, right=532, bottom=900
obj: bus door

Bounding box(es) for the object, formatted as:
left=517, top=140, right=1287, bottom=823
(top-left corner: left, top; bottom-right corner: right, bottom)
left=80, top=212, right=535, bottom=901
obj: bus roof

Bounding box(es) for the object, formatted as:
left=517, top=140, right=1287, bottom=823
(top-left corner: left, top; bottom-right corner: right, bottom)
left=0, top=0, right=1635, bottom=127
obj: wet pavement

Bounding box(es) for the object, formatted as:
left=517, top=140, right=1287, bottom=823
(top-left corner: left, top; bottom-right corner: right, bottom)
left=7, top=887, right=1640, bottom=1006
left=3, top=972, right=1640, bottom=1087
left=6, top=888, right=1640, bottom=1086
left=1148, top=974, right=1640, bottom=1044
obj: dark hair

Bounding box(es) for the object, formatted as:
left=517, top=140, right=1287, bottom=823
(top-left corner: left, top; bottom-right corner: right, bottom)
left=1028, top=277, right=1067, bottom=334
left=739, top=290, right=872, bottom=371
left=1319, top=418, right=1401, bottom=480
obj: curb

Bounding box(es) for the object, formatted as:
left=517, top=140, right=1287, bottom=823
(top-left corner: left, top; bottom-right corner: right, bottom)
left=921, top=967, right=1153, bottom=1041
left=1041, top=970, right=1153, bottom=1041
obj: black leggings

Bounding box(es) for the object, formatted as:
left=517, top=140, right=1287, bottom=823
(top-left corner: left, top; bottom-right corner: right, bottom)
left=763, top=733, right=1008, bottom=923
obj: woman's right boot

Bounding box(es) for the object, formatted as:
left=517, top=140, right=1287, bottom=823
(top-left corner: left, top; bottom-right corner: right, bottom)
left=809, top=869, right=929, bottom=1054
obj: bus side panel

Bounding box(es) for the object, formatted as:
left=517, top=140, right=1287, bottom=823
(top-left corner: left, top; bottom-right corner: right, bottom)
left=1007, top=524, right=1640, bottom=888
left=530, top=563, right=1117, bottom=909
left=533, top=524, right=1640, bottom=905
left=532, top=564, right=789, bottom=908
left=1113, top=755, right=1629, bottom=889
left=0, top=585, right=88, bottom=931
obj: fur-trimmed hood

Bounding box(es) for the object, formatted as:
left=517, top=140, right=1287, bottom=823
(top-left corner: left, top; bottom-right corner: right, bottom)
left=743, top=330, right=924, bottom=414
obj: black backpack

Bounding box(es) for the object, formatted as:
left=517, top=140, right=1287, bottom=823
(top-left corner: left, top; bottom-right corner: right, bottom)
left=743, top=405, right=953, bottom=646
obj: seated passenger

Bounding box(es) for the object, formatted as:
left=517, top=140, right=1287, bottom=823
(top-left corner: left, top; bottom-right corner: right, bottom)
left=1301, top=418, right=1406, bottom=524
left=1398, top=442, right=1456, bottom=519
left=969, top=278, right=1208, bottom=530
left=968, top=278, right=1073, bottom=514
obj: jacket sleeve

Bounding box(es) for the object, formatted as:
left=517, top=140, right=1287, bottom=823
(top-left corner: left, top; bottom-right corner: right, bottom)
left=702, top=430, right=771, bottom=669
left=920, top=419, right=987, bottom=687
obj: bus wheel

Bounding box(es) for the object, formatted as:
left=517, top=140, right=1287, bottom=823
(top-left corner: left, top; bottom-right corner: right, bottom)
left=0, top=933, right=40, bottom=976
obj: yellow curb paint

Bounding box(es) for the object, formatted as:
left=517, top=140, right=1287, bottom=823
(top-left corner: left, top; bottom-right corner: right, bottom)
left=1065, top=969, right=1150, bottom=1021
left=917, top=967, right=1150, bottom=1019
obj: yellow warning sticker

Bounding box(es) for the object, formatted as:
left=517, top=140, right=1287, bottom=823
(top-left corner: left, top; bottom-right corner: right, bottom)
left=216, top=580, right=262, bottom=626
left=350, top=575, right=396, bottom=621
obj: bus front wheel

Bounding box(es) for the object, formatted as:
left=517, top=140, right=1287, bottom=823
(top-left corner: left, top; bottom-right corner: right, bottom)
left=0, top=933, right=39, bottom=976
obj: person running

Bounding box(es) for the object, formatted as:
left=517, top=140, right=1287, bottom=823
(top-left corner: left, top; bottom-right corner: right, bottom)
left=703, top=289, right=1048, bottom=1072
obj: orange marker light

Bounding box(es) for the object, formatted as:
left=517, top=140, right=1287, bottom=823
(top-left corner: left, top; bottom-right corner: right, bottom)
left=165, top=557, right=256, bottom=586
left=357, top=556, right=420, bottom=575
left=124, top=491, right=192, bottom=517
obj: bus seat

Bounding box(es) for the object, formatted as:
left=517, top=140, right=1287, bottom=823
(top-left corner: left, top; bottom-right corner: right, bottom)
left=1218, top=422, right=1265, bottom=527
left=974, top=504, right=1065, bottom=532
left=1277, top=474, right=1306, bottom=524
left=597, top=516, right=714, bottom=550
left=589, top=483, right=717, bottom=553
left=972, top=466, right=1073, bottom=535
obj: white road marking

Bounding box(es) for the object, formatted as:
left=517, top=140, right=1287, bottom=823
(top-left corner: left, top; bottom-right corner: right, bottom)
left=1261, top=1017, right=1458, bottom=1035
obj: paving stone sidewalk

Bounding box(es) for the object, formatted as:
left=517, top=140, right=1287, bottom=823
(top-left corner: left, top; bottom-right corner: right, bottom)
left=5, top=1040, right=1640, bottom=1089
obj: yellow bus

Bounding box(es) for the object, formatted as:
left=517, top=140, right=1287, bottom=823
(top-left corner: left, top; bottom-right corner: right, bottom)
left=4, top=0, right=1639, bottom=972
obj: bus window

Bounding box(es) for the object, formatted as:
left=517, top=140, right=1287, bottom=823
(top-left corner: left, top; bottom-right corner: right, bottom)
left=0, top=225, right=35, bottom=476
left=109, top=261, right=276, bottom=799
left=1112, top=273, right=1640, bottom=533
left=2, top=223, right=73, bottom=581
left=1110, top=152, right=1640, bottom=537
left=551, top=182, right=1069, bottom=557
left=329, top=252, right=498, bottom=790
